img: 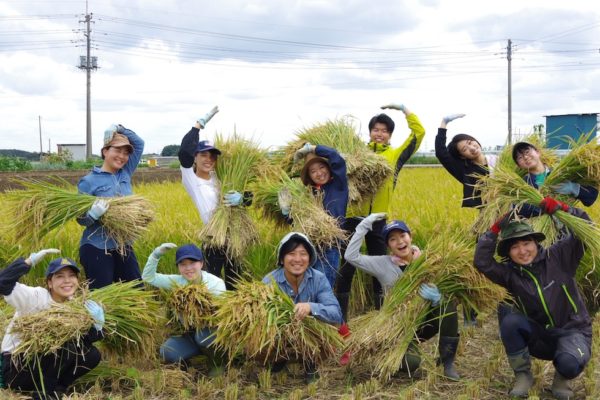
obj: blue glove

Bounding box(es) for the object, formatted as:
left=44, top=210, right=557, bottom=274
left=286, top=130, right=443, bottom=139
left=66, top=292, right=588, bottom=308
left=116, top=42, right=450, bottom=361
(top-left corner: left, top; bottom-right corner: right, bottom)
left=223, top=190, right=243, bottom=207
left=198, top=106, right=219, bottom=128
left=442, top=113, right=466, bottom=124
left=419, top=283, right=441, bottom=306
left=152, top=243, right=177, bottom=258
left=381, top=103, right=406, bottom=112
left=28, top=248, right=60, bottom=266
left=277, top=188, right=292, bottom=216
left=85, top=300, right=105, bottom=331
left=553, top=181, right=580, bottom=197
left=88, top=199, right=109, bottom=220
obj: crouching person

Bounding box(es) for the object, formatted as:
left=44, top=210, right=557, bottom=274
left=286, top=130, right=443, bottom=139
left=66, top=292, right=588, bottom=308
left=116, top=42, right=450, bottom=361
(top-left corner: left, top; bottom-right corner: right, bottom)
left=474, top=197, right=592, bottom=399
left=1, top=251, right=103, bottom=400
left=262, top=232, right=343, bottom=383
left=344, top=213, right=460, bottom=380
left=142, top=243, right=226, bottom=376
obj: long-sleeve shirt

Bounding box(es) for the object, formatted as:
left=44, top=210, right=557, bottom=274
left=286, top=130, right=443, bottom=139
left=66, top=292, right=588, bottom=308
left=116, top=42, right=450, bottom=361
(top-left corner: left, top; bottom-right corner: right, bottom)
left=77, top=126, right=145, bottom=250
left=142, top=253, right=225, bottom=295
left=354, top=113, right=425, bottom=217
left=344, top=219, right=408, bottom=292
left=178, top=127, right=220, bottom=224
left=313, top=145, right=349, bottom=223
left=262, top=267, right=342, bottom=325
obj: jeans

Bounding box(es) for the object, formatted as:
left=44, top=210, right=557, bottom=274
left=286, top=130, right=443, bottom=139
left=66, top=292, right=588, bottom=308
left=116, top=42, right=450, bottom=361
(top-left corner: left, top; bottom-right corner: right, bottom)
left=312, top=247, right=340, bottom=289
left=79, top=244, right=141, bottom=289
left=160, top=328, right=215, bottom=364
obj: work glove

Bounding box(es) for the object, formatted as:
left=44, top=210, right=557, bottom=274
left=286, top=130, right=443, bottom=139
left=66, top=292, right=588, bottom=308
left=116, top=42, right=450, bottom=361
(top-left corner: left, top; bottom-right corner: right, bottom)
left=28, top=248, right=60, bottom=266
left=380, top=103, right=406, bottom=112
left=198, top=106, right=219, bottom=129
left=552, top=181, right=581, bottom=197
left=360, top=212, right=387, bottom=230
left=152, top=243, right=177, bottom=258
left=277, top=188, right=292, bottom=216
left=223, top=190, right=243, bottom=207
left=293, top=143, right=316, bottom=164
left=442, top=113, right=466, bottom=124
left=88, top=199, right=110, bottom=220
left=419, top=283, right=441, bottom=306
left=540, top=196, right=569, bottom=215
left=85, top=300, right=105, bottom=331
left=103, top=124, right=118, bottom=144
left=490, top=212, right=511, bottom=235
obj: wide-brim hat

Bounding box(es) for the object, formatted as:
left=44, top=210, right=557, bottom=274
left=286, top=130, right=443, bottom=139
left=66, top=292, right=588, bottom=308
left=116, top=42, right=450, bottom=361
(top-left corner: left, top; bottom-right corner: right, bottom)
left=300, top=153, right=330, bottom=186
left=46, top=257, right=81, bottom=278
left=497, top=221, right=545, bottom=257
left=512, top=142, right=538, bottom=164
left=103, top=133, right=134, bottom=153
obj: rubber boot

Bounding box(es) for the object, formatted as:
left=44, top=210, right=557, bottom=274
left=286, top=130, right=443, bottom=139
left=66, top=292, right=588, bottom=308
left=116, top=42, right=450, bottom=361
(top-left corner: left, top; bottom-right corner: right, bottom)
left=438, top=336, right=460, bottom=380
left=336, top=292, right=350, bottom=321
left=304, top=362, right=319, bottom=384
left=507, top=348, right=534, bottom=398
left=338, top=323, right=351, bottom=366
left=551, top=370, right=574, bottom=400
left=397, top=341, right=421, bottom=377
left=203, top=346, right=226, bottom=378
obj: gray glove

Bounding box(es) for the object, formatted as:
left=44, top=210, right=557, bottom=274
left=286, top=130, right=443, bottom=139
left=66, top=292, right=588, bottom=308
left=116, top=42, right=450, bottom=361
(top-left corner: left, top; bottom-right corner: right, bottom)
left=381, top=103, right=406, bottom=112
left=442, top=114, right=466, bottom=124
left=152, top=243, right=177, bottom=258
left=28, top=248, right=60, bottom=266
left=277, top=188, right=292, bottom=216
left=198, top=106, right=219, bottom=129
left=293, top=143, right=316, bottom=163
left=359, top=212, right=387, bottom=230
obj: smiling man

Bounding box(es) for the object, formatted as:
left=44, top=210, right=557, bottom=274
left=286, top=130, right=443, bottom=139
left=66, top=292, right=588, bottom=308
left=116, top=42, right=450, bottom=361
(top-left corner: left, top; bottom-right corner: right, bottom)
left=474, top=197, right=593, bottom=399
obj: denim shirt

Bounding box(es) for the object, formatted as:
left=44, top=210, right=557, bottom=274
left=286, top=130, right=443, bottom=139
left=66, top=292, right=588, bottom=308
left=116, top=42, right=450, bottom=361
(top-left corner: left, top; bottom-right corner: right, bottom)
left=77, top=127, right=144, bottom=250
left=262, top=267, right=342, bottom=325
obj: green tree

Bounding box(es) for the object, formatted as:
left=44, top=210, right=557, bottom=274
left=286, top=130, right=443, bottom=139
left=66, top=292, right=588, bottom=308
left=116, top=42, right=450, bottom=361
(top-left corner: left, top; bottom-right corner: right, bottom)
left=161, top=144, right=180, bottom=156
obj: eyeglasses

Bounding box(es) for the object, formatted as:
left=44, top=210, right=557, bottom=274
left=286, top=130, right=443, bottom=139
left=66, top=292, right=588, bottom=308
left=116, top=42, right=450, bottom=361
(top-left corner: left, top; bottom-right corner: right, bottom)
left=516, top=148, right=534, bottom=162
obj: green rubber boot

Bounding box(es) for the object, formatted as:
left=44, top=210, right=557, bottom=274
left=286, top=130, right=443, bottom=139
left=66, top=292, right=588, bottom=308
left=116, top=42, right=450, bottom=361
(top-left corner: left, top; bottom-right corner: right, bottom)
left=439, top=336, right=460, bottom=381
left=507, top=348, right=534, bottom=398
left=551, top=370, right=574, bottom=400
left=397, top=342, right=421, bottom=377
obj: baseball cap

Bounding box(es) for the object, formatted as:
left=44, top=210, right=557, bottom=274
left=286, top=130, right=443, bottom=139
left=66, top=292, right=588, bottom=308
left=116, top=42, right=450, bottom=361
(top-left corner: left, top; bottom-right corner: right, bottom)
left=46, top=257, right=81, bottom=278
left=383, top=220, right=411, bottom=242
left=175, top=244, right=204, bottom=264
left=195, top=140, right=222, bottom=155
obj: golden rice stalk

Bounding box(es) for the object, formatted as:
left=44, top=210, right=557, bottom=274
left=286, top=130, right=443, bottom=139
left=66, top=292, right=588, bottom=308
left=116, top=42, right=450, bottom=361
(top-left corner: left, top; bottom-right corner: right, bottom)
left=496, top=133, right=559, bottom=173
left=348, top=231, right=506, bottom=380
left=211, top=280, right=342, bottom=366
left=275, top=118, right=392, bottom=205
left=251, top=168, right=346, bottom=250
left=545, top=132, right=600, bottom=189
left=165, top=283, right=216, bottom=330
left=199, top=134, right=265, bottom=261
left=3, top=178, right=153, bottom=255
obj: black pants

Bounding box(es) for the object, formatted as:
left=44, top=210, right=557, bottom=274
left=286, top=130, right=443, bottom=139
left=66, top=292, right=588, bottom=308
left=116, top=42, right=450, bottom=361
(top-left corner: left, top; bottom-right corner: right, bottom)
left=203, top=246, right=241, bottom=290
left=2, top=342, right=101, bottom=397
left=79, top=244, right=141, bottom=289
left=416, top=301, right=459, bottom=341
left=335, top=217, right=385, bottom=317
left=499, top=306, right=592, bottom=379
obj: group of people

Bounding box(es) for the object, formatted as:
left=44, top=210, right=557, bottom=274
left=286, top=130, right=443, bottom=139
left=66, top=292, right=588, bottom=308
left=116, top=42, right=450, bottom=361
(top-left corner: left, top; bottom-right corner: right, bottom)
left=0, top=105, right=595, bottom=400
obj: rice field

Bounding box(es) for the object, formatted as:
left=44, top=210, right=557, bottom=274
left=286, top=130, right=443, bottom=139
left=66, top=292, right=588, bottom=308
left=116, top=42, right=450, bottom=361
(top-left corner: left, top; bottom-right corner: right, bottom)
left=1, top=167, right=599, bottom=399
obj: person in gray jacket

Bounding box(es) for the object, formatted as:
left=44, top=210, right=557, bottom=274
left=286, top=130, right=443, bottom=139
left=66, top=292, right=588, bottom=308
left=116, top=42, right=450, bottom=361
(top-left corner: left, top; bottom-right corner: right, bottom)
left=344, top=213, right=460, bottom=380
left=474, top=197, right=592, bottom=400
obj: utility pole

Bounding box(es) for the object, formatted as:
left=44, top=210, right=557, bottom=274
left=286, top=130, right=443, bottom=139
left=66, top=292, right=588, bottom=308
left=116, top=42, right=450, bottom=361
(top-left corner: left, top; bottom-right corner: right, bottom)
left=79, top=0, right=97, bottom=160
left=38, top=115, right=43, bottom=160
left=507, top=39, right=513, bottom=145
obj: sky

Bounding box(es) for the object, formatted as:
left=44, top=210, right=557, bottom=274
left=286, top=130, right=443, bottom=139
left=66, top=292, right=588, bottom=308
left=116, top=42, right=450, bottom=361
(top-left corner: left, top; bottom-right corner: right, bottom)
left=0, top=0, right=599, bottom=155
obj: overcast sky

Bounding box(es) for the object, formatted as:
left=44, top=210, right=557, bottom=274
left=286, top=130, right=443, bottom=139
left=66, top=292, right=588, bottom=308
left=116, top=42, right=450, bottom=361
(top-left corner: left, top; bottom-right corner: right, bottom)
left=1, top=0, right=599, bottom=155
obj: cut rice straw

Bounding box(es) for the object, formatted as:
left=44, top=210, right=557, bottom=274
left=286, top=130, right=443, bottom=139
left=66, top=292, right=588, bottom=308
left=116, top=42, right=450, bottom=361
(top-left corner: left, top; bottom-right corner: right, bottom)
left=165, top=282, right=216, bottom=331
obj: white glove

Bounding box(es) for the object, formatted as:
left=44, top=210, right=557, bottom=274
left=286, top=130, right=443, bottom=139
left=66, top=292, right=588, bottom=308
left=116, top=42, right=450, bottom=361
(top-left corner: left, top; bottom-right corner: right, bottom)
left=277, top=188, right=292, bottom=216
left=88, top=199, right=110, bottom=220
left=381, top=103, right=406, bottom=112
left=442, top=114, right=466, bottom=124
left=152, top=243, right=177, bottom=258
left=293, top=143, right=316, bottom=163
left=360, top=212, right=387, bottom=230
left=28, top=248, right=60, bottom=266
left=198, top=106, right=219, bottom=128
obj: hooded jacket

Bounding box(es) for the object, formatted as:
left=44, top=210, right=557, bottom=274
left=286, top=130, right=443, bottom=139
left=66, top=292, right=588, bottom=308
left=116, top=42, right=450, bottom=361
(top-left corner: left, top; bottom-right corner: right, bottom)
left=352, top=113, right=425, bottom=217
left=309, top=145, right=349, bottom=223
left=474, top=206, right=592, bottom=336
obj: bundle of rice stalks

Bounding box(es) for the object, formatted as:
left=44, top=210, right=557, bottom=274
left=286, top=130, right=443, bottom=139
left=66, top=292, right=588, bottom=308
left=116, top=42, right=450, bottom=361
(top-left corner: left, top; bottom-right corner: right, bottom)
left=544, top=132, right=600, bottom=189
left=3, top=178, right=154, bottom=255
left=251, top=168, right=346, bottom=250
left=165, top=282, right=216, bottom=331
left=348, top=232, right=506, bottom=380
left=211, top=280, right=342, bottom=366
left=11, top=281, right=165, bottom=361
left=496, top=134, right=558, bottom=173
left=199, top=134, right=265, bottom=261
left=276, top=118, right=392, bottom=205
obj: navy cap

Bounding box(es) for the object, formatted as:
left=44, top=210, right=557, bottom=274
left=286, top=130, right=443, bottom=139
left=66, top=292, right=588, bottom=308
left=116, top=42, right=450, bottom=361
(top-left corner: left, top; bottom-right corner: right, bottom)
left=175, top=244, right=204, bottom=264
left=45, top=257, right=81, bottom=278
left=195, top=140, right=221, bottom=156
left=383, top=220, right=411, bottom=242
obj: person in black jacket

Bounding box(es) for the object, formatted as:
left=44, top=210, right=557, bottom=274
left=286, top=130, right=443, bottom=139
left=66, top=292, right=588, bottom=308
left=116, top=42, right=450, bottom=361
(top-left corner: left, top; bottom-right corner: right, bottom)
left=435, top=113, right=497, bottom=208
left=474, top=197, right=592, bottom=400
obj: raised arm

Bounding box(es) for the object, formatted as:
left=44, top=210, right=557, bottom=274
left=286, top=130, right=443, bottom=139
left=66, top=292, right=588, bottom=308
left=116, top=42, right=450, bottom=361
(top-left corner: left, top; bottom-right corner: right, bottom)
left=117, top=125, right=144, bottom=176
left=142, top=243, right=180, bottom=290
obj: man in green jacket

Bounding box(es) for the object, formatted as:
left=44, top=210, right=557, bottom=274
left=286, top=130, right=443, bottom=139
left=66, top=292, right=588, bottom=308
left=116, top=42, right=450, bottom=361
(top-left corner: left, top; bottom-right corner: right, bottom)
left=336, top=103, right=425, bottom=319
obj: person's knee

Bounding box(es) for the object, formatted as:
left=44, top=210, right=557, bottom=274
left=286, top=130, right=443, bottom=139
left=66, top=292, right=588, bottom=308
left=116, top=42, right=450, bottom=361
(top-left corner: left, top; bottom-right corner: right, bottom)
left=86, top=346, right=102, bottom=370
left=499, top=312, right=526, bottom=335
left=160, top=344, right=183, bottom=364
left=554, top=352, right=585, bottom=379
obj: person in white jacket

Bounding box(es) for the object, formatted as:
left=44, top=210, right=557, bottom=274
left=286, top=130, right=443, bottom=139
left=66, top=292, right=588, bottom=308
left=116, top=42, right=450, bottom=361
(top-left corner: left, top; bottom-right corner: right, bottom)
left=344, top=213, right=460, bottom=380
left=0, top=250, right=104, bottom=399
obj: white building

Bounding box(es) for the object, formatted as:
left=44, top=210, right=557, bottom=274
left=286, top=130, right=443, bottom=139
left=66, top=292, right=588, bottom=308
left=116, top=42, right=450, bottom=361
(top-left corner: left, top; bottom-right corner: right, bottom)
left=57, top=143, right=86, bottom=161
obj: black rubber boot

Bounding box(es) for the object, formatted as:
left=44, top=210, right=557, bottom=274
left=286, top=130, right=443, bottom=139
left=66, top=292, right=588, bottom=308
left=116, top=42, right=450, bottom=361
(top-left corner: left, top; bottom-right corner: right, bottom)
left=336, top=292, right=350, bottom=321
left=438, top=336, right=460, bottom=380
left=507, top=348, right=534, bottom=398
left=397, top=341, right=421, bottom=377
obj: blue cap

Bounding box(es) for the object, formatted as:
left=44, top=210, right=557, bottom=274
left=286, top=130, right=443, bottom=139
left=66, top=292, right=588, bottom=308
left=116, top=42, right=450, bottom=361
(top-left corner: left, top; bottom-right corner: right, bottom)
left=175, top=244, right=204, bottom=264
left=45, top=257, right=81, bottom=278
left=195, top=140, right=221, bottom=155
left=383, top=220, right=411, bottom=242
